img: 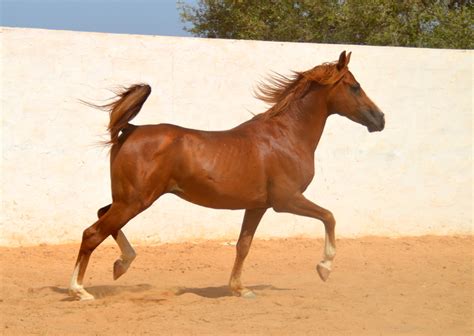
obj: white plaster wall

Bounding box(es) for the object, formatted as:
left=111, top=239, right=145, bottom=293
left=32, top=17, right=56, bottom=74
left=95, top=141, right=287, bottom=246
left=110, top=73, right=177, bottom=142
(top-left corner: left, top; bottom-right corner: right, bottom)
left=1, top=27, right=472, bottom=246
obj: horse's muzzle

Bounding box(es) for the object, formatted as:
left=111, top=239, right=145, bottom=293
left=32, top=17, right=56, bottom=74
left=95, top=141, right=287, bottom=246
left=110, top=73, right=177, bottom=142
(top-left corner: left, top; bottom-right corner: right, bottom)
left=366, top=110, right=385, bottom=132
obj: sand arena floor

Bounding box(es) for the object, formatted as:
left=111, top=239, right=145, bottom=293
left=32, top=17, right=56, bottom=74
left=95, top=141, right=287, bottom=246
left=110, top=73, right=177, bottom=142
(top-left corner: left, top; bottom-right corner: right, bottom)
left=1, top=236, right=472, bottom=335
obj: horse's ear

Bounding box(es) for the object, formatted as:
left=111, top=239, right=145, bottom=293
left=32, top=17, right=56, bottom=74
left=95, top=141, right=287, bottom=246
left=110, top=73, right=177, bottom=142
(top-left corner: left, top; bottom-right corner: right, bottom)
left=337, top=51, right=351, bottom=70
left=337, top=51, right=346, bottom=70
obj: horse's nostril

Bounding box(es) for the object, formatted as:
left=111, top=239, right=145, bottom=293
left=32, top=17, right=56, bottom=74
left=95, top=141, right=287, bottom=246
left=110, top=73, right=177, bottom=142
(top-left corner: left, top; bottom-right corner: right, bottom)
left=372, top=110, right=385, bottom=122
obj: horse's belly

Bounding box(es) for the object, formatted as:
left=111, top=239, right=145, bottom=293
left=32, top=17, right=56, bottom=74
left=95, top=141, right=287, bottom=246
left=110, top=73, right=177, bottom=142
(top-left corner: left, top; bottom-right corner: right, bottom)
left=170, top=177, right=268, bottom=210
left=165, top=130, right=270, bottom=209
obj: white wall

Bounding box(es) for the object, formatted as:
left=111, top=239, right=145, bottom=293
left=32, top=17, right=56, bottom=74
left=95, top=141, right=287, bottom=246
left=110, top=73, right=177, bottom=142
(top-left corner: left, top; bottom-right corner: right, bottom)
left=1, top=27, right=472, bottom=246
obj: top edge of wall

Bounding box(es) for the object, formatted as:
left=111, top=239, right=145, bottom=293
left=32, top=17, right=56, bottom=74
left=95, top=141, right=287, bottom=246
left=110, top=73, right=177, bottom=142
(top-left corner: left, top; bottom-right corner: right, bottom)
left=1, top=26, right=472, bottom=54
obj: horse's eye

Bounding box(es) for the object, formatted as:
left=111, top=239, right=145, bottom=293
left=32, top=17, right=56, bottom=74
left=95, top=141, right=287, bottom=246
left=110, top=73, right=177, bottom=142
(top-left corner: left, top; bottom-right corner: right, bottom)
left=350, top=83, right=361, bottom=94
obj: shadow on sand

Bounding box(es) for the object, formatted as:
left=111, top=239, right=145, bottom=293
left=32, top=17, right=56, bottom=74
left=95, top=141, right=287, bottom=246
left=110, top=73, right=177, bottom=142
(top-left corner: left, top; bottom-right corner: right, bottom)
left=174, top=284, right=293, bottom=299
left=34, top=283, right=291, bottom=301
left=45, top=284, right=154, bottom=301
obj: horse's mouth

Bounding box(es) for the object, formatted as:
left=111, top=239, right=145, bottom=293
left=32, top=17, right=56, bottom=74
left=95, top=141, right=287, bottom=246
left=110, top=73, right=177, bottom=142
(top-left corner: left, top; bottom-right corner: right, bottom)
left=367, top=123, right=384, bottom=132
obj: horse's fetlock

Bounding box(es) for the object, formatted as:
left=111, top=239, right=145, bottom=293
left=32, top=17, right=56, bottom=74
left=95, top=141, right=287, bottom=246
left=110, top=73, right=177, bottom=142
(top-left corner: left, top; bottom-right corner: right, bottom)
left=326, top=250, right=336, bottom=260
left=122, top=250, right=136, bottom=263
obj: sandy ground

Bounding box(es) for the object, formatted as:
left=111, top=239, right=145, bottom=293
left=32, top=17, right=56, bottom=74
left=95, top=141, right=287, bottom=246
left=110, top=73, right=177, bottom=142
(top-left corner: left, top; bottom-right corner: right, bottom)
left=0, top=236, right=472, bottom=335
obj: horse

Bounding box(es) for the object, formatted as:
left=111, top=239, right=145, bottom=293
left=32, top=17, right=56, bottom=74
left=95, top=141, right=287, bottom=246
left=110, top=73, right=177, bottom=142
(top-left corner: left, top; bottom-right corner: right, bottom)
left=69, top=51, right=385, bottom=300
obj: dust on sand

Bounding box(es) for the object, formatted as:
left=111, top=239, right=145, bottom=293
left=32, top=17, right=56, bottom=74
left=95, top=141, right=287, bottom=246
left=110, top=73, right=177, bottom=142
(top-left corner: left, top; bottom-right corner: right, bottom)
left=1, top=236, right=472, bottom=335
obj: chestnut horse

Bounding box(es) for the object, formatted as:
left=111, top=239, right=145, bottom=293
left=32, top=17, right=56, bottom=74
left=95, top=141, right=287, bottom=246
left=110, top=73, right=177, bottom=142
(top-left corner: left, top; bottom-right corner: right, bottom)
left=70, top=51, right=385, bottom=300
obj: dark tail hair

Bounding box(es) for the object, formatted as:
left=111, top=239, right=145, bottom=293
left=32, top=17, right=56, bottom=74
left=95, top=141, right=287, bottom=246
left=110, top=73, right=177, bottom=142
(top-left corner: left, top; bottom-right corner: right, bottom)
left=83, top=84, right=151, bottom=145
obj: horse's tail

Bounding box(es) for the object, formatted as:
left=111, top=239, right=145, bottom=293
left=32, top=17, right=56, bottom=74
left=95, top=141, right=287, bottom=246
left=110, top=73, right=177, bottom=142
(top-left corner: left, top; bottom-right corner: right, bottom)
left=84, top=84, right=151, bottom=145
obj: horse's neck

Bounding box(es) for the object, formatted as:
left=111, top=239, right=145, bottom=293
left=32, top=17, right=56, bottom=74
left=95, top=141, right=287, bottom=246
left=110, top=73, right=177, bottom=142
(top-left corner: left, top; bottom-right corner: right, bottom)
left=276, top=90, right=329, bottom=152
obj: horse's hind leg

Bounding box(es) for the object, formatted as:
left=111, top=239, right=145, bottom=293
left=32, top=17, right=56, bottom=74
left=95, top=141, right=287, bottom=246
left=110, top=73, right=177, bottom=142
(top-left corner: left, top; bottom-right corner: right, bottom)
left=111, top=230, right=136, bottom=280
left=97, top=204, right=136, bottom=280
left=229, top=208, right=267, bottom=298
left=69, top=202, right=143, bottom=300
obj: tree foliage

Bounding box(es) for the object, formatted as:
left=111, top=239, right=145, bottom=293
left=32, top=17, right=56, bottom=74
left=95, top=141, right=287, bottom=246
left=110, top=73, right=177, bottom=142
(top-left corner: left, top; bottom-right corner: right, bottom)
left=178, top=0, right=473, bottom=49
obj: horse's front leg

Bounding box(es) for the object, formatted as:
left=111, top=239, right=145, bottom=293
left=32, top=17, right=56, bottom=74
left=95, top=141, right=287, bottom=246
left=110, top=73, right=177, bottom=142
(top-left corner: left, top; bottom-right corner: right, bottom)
left=229, top=208, right=267, bottom=297
left=273, top=193, right=336, bottom=281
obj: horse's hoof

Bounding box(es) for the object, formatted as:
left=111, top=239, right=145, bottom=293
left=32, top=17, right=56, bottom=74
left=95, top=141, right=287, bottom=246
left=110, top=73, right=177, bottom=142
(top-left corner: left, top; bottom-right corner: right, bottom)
left=79, top=293, right=95, bottom=301
left=241, top=290, right=257, bottom=299
left=233, top=288, right=256, bottom=299
left=316, top=263, right=331, bottom=282
left=230, top=287, right=256, bottom=298
left=113, top=259, right=127, bottom=280
left=69, top=288, right=95, bottom=301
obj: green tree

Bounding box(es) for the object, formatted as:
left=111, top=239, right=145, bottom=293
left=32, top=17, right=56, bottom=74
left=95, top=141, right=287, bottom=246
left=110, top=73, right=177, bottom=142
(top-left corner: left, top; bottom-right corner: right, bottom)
left=178, top=0, right=473, bottom=49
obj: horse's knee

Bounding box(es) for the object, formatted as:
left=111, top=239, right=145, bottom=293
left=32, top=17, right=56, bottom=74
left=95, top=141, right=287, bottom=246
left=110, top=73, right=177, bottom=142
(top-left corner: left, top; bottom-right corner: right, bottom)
left=322, top=211, right=335, bottom=229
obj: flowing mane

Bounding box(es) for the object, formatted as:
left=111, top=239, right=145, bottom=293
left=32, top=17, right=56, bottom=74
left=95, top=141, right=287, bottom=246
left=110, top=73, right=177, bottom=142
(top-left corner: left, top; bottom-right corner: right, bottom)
left=254, top=61, right=346, bottom=119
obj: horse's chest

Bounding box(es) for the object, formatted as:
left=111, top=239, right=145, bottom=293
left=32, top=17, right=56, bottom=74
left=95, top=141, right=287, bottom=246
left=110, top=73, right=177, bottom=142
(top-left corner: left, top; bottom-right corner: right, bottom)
left=267, top=151, right=315, bottom=191
left=294, top=161, right=315, bottom=190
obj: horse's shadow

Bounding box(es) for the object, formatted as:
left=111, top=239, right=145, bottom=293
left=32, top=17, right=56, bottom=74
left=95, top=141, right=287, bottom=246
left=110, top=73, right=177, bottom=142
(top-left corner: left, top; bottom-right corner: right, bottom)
left=47, top=283, right=154, bottom=301
left=174, top=284, right=292, bottom=299
left=43, top=283, right=291, bottom=301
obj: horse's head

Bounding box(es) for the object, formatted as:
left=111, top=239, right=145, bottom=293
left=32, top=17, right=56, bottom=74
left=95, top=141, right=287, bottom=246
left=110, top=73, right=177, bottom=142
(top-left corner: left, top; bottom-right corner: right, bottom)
left=327, top=51, right=385, bottom=132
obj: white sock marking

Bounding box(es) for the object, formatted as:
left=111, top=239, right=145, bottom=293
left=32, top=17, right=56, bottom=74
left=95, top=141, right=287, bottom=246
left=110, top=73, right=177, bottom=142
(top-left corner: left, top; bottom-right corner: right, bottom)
left=116, top=230, right=136, bottom=263
left=320, top=232, right=336, bottom=270
left=69, top=263, right=94, bottom=300
left=70, top=263, right=80, bottom=289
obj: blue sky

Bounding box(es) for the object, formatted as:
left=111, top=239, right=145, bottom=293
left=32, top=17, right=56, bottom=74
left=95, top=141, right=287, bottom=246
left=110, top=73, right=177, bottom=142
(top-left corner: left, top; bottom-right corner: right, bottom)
left=1, top=0, right=195, bottom=37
